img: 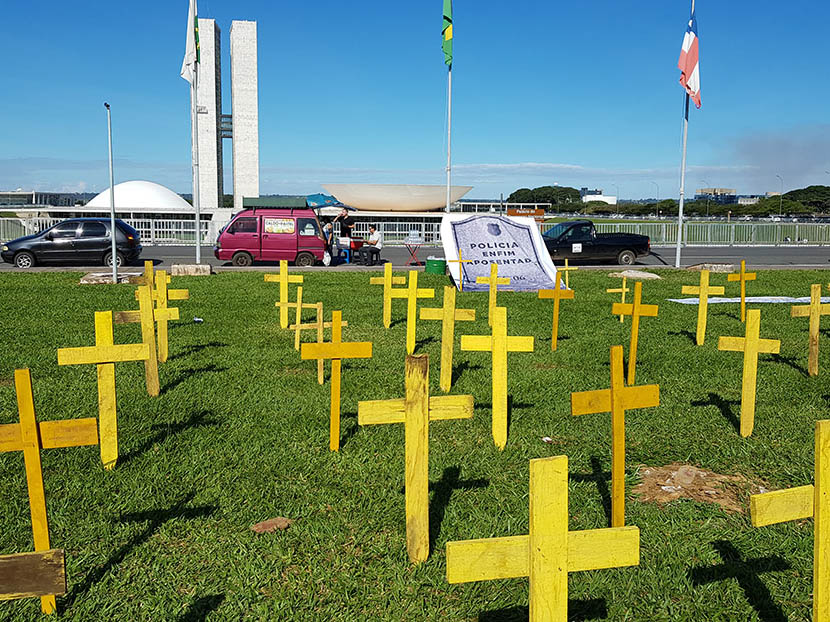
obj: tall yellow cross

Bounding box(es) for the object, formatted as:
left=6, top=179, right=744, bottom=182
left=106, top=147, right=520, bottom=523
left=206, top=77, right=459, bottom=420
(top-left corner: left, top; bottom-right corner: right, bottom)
left=276, top=285, right=317, bottom=345
left=718, top=309, right=780, bottom=437
left=750, top=419, right=830, bottom=621
left=791, top=284, right=830, bottom=377
left=301, top=311, right=372, bottom=451
left=476, top=263, right=510, bottom=326
left=612, top=281, right=659, bottom=385
left=538, top=273, right=574, bottom=352
left=727, top=260, right=756, bottom=322
left=57, top=311, right=150, bottom=469
left=389, top=270, right=435, bottom=354
left=559, top=258, right=578, bottom=289
left=117, top=285, right=161, bottom=396
left=358, top=354, right=473, bottom=563
left=683, top=269, right=725, bottom=346
left=446, top=455, right=640, bottom=622
left=0, top=368, right=98, bottom=613
left=369, top=263, right=406, bottom=328
left=607, top=276, right=630, bottom=323
left=461, top=306, right=534, bottom=450
left=150, top=268, right=188, bottom=362
left=290, top=302, right=348, bottom=383
left=265, top=260, right=303, bottom=329
left=571, top=346, right=659, bottom=527
left=135, top=259, right=155, bottom=290
left=419, top=286, right=475, bottom=392
left=119, top=282, right=180, bottom=369
left=446, top=249, right=473, bottom=291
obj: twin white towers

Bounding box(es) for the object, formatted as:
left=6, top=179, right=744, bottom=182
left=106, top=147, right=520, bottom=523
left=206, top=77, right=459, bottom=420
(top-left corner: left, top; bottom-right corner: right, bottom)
left=196, top=18, right=259, bottom=212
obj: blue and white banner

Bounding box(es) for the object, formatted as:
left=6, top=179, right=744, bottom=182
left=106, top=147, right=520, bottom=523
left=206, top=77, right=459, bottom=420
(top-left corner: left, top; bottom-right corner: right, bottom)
left=441, top=214, right=559, bottom=291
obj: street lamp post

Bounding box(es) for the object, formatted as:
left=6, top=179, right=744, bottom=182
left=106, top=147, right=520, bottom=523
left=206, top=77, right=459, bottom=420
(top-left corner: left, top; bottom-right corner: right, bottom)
left=650, top=181, right=660, bottom=218
left=775, top=174, right=784, bottom=217
left=700, top=179, right=710, bottom=219
left=104, top=102, right=117, bottom=284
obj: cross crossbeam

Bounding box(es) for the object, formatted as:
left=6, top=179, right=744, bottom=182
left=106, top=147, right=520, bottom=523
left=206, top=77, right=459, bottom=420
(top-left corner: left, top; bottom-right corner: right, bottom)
left=607, top=276, right=630, bottom=323
left=727, top=260, right=756, bottom=322
left=419, top=286, right=475, bottom=391
left=119, top=278, right=181, bottom=365
left=447, top=249, right=473, bottom=291
left=369, top=263, right=407, bottom=328
left=389, top=271, right=435, bottom=354
left=538, top=273, right=574, bottom=352
left=612, top=281, right=659, bottom=385
left=276, top=285, right=317, bottom=336
left=476, top=263, right=510, bottom=326
left=265, top=260, right=304, bottom=328
left=682, top=270, right=725, bottom=345
left=559, top=258, right=578, bottom=289
left=290, top=302, right=348, bottom=383
left=791, top=284, right=830, bottom=377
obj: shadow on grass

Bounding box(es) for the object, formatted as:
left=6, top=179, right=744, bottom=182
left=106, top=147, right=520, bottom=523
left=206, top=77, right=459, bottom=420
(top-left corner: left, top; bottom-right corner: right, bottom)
left=428, top=466, right=489, bottom=554
left=569, top=457, right=612, bottom=526
left=451, top=360, right=483, bottom=385
left=162, top=364, right=228, bottom=395
left=478, top=598, right=607, bottom=621
left=541, top=335, right=571, bottom=344
left=389, top=317, right=406, bottom=329
left=767, top=353, right=809, bottom=378
left=688, top=540, right=790, bottom=622
left=62, top=494, right=216, bottom=611
left=339, top=412, right=359, bottom=450
left=414, top=336, right=437, bottom=354
left=668, top=329, right=697, bottom=345
left=168, top=341, right=229, bottom=361
left=691, top=392, right=741, bottom=434
left=120, top=410, right=220, bottom=467
left=711, top=309, right=741, bottom=321
left=177, top=594, right=225, bottom=621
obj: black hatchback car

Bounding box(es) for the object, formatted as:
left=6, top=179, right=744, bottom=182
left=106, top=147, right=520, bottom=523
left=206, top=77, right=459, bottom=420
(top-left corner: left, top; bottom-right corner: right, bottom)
left=1, top=218, right=142, bottom=268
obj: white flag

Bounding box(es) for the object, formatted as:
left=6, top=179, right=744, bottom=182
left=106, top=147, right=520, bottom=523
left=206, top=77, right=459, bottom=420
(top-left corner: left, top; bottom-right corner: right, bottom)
left=180, top=0, right=199, bottom=85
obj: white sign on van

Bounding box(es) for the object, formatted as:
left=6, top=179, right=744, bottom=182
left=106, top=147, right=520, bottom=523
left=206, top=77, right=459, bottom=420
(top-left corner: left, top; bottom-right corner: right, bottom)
left=572, top=243, right=583, bottom=253
left=264, top=218, right=295, bottom=234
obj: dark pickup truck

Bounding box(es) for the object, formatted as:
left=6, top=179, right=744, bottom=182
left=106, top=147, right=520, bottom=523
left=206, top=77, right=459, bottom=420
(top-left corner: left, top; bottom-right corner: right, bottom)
left=541, top=220, right=650, bottom=265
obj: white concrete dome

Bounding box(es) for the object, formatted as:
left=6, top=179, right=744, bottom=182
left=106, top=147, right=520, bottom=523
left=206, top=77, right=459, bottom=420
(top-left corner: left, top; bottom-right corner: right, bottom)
left=86, top=180, right=192, bottom=211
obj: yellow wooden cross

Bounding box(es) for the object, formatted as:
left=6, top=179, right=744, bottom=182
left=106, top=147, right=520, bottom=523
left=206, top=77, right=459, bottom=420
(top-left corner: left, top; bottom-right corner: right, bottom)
left=120, top=285, right=161, bottom=396
left=301, top=311, right=372, bottom=451
left=0, top=549, right=66, bottom=610
left=120, top=282, right=180, bottom=368
left=389, top=270, right=435, bottom=354
left=571, top=346, right=659, bottom=527
left=276, top=285, right=317, bottom=334
left=727, top=260, right=756, bottom=322
left=290, top=302, right=348, bottom=383
left=135, top=259, right=155, bottom=290
left=476, top=263, right=510, bottom=326
left=419, top=286, right=475, bottom=392
left=560, top=258, right=578, bottom=289
left=718, top=309, right=780, bottom=437
left=446, top=249, right=473, bottom=291
left=612, top=281, right=659, bottom=385
left=750, top=419, right=830, bottom=621
left=538, top=273, right=574, bottom=352
left=461, top=306, right=534, bottom=450
left=682, top=269, right=725, bottom=346
left=369, top=263, right=406, bottom=328
left=57, top=311, right=150, bottom=469
left=791, top=284, right=830, bottom=377
left=0, top=368, right=98, bottom=613
left=446, top=455, right=640, bottom=622
left=265, top=260, right=303, bottom=329
left=151, top=269, right=188, bottom=362
left=607, top=276, right=630, bottom=323
left=358, top=354, right=473, bottom=563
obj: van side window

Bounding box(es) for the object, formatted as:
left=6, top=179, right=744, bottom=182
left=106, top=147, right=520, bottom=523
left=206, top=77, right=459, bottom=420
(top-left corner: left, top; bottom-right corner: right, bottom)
left=298, top=218, right=320, bottom=237
left=228, top=217, right=258, bottom=234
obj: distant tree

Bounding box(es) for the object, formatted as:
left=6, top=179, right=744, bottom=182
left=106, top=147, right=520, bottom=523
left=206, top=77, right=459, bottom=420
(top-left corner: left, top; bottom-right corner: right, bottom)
left=583, top=201, right=616, bottom=215
left=507, top=185, right=580, bottom=206
left=507, top=188, right=534, bottom=203
left=784, top=185, right=830, bottom=211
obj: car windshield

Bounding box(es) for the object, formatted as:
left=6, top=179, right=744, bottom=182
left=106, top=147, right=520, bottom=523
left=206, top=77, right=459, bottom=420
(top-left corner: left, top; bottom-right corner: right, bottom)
left=542, top=223, right=570, bottom=239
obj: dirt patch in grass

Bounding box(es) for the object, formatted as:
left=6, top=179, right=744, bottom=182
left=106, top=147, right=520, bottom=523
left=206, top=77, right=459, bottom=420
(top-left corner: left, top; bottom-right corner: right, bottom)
left=633, top=463, right=765, bottom=514
left=0, top=377, right=13, bottom=387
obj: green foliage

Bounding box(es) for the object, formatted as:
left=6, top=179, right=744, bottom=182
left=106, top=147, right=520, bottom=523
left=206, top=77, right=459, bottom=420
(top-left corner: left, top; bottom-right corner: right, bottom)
left=507, top=185, right=580, bottom=206
left=784, top=185, right=830, bottom=211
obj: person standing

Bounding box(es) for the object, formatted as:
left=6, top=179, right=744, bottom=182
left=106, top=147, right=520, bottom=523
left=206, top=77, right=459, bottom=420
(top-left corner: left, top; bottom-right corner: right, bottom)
left=358, top=224, right=384, bottom=266
left=333, top=208, right=355, bottom=239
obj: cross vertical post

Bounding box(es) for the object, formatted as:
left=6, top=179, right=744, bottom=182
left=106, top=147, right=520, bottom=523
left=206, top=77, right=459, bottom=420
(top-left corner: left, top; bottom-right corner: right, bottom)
left=289, top=303, right=348, bottom=382
left=151, top=268, right=188, bottom=363
left=136, top=285, right=161, bottom=396
left=682, top=269, right=725, bottom=346
left=389, top=271, right=435, bottom=354
left=419, top=286, right=475, bottom=392
left=727, top=260, right=756, bottom=322
left=447, top=249, right=472, bottom=291
left=369, top=263, right=406, bottom=328
left=265, top=260, right=303, bottom=329
left=607, top=276, right=630, bottom=323
left=476, top=263, right=510, bottom=326
left=612, top=281, right=659, bottom=385
left=538, top=273, right=574, bottom=352
left=791, top=284, right=830, bottom=377
left=560, top=258, right=578, bottom=289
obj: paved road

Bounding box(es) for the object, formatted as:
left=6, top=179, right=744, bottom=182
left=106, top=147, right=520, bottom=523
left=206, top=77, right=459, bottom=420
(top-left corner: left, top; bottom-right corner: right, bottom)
left=1, top=244, right=828, bottom=272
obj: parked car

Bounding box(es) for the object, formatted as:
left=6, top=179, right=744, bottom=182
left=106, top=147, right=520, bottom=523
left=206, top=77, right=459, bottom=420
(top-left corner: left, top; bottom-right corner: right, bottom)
left=1, top=218, right=142, bottom=268
left=541, top=219, right=650, bottom=265
left=214, top=207, right=326, bottom=267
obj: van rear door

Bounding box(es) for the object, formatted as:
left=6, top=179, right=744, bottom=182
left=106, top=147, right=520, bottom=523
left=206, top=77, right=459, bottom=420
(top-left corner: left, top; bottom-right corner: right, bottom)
left=261, top=216, right=298, bottom=261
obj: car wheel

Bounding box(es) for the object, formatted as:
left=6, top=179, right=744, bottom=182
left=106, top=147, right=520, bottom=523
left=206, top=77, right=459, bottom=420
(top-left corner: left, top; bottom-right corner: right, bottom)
left=232, top=252, right=253, bottom=267
left=14, top=251, right=35, bottom=269
left=103, top=251, right=125, bottom=267
left=295, top=252, right=315, bottom=267
left=616, top=249, right=636, bottom=266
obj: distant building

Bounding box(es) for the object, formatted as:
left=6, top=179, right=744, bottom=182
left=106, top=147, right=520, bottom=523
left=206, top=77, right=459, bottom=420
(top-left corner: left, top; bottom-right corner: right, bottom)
left=0, top=190, right=76, bottom=207
left=694, top=187, right=737, bottom=204
left=738, top=196, right=760, bottom=206
left=581, top=194, right=617, bottom=206
left=765, top=191, right=782, bottom=197
left=580, top=187, right=603, bottom=198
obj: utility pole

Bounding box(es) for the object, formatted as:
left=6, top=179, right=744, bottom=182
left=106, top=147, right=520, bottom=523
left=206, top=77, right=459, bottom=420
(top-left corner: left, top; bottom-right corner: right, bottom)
left=104, top=102, right=117, bottom=284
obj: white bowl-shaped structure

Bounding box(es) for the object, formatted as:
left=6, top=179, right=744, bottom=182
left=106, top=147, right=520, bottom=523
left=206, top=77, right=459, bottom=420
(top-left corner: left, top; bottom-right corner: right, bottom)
left=86, top=180, right=193, bottom=212
left=322, top=183, right=473, bottom=212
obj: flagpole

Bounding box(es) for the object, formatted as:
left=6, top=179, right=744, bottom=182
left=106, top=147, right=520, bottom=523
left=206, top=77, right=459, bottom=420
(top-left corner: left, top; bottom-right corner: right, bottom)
left=445, top=65, right=452, bottom=213
left=675, top=92, right=689, bottom=268
left=192, top=66, right=201, bottom=264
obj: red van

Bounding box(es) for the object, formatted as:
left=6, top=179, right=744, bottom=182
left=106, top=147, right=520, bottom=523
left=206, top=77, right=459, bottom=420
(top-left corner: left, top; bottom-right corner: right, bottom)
left=214, top=204, right=326, bottom=267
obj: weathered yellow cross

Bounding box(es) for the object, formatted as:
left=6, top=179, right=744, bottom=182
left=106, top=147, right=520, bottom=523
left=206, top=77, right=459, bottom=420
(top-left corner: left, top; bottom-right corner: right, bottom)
left=290, top=302, right=348, bottom=383
left=389, top=270, right=435, bottom=354
left=301, top=311, right=372, bottom=451
left=559, top=258, right=578, bottom=289
left=718, top=309, right=780, bottom=437
left=461, top=306, right=534, bottom=450
left=607, top=276, right=630, bottom=323
left=419, top=286, right=475, bottom=392
left=118, top=283, right=179, bottom=371
left=57, top=311, right=150, bottom=469
left=476, top=263, right=510, bottom=326
left=369, top=263, right=406, bottom=328
left=791, top=284, right=830, bottom=377
left=265, top=260, right=303, bottom=328
left=113, top=285, right=161, bottom=396
left=683, top=269, right=725, bottom=346
left=149, top=268, right=188, bottom=362
left=727, top=260, right=756, bottom=322
left=446, top=249, right=472, bottom=291
left=446, top=455, right=640, bottom=622
left=275, top=285, right=317, bottom=336
left=358, top=354, right=473, bottom=563
left=538, top=273, right=574, bottom=352
left=612, top=281, right=659, bottom=385
left=0, top=549, right=66, bottom=613
left=135, top=259, right=155, bottom=289
left=750, top=419, right=830, bottom=621
left=571, top=346, right=659, bottom=527
left=0, top=369, right=98, bottom=613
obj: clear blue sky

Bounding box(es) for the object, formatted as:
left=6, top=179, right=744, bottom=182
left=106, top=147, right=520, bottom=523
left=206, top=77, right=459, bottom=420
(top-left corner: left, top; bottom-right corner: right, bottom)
left=1, top=0, right=828, bottom=199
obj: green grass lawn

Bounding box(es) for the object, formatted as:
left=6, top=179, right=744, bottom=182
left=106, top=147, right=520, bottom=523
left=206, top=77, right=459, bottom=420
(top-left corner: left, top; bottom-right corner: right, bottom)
left=1, top=269, right=827, bottom=621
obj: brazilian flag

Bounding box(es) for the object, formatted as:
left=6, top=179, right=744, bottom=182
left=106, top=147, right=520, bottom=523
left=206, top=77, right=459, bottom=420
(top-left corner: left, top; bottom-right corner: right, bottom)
left=442, top=0, right=452, bottom=67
